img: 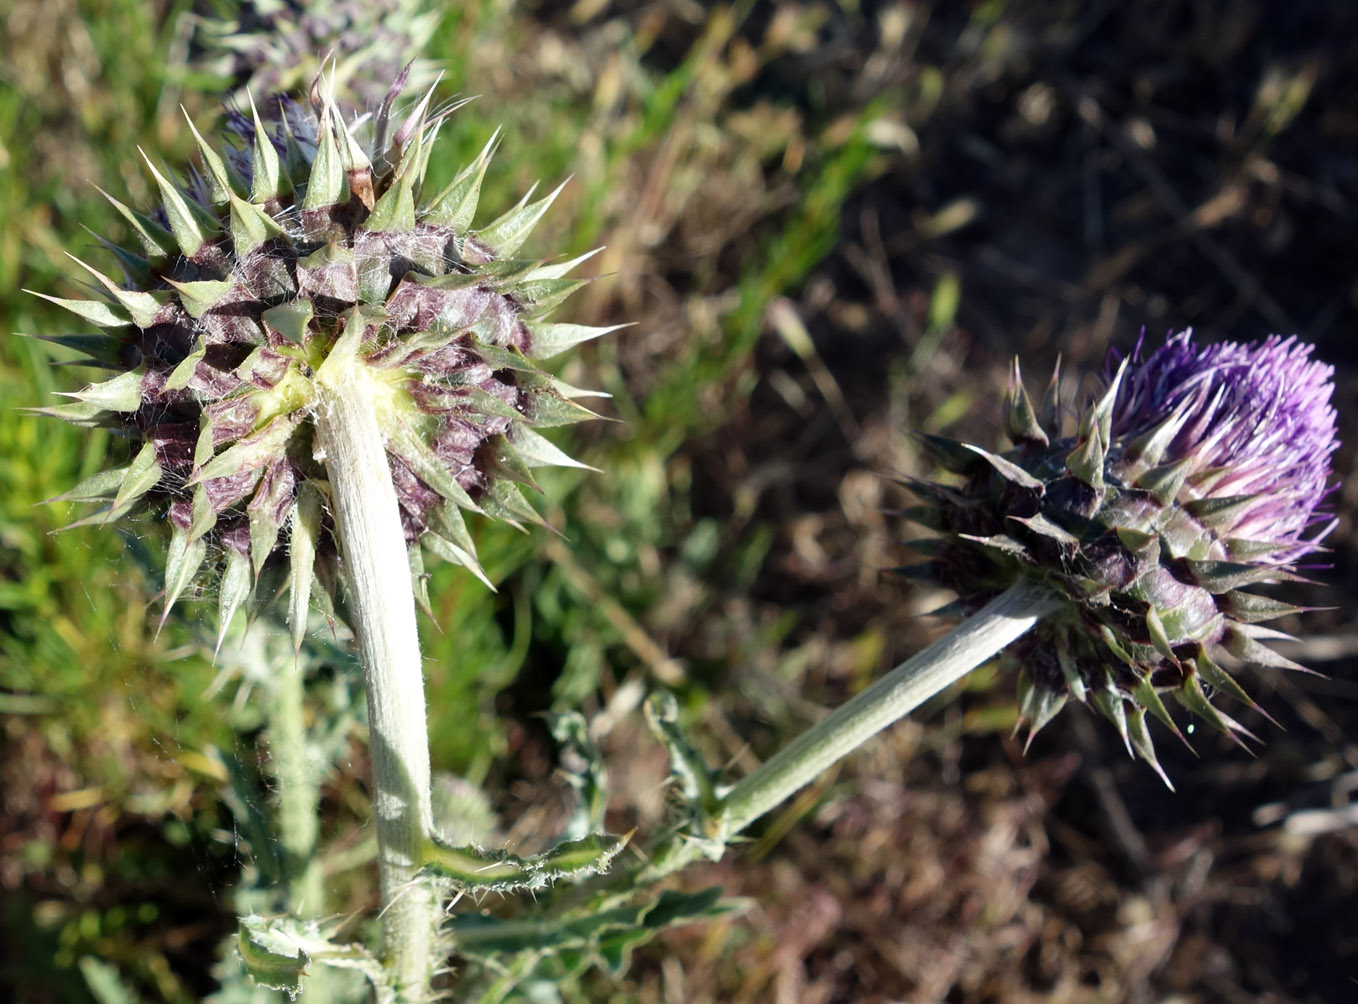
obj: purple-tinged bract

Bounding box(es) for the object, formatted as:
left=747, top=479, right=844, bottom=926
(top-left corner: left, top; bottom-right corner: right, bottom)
left=904, top=330, right=1338, bottom=783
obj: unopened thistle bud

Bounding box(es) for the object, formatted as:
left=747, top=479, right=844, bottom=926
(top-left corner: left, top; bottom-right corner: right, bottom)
left=34, top=70, right=615, bottom=649
left=905, top=331, right=1337, bottom=782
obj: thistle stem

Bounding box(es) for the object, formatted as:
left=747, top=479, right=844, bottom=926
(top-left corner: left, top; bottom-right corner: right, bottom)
left=634, top=579, right=1060, bottom=884
left=314, top=354, right=438, bottom=1003
left=272, top=644, right=323, bottom=914
left=720, top=579, right=1060, bottom=834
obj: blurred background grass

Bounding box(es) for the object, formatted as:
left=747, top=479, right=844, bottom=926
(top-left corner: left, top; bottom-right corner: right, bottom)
left=2, top=1, right=1357, bottom=1002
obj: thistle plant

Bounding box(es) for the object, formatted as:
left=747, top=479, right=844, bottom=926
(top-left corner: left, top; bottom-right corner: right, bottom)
left=637, top=330, right=1337, bottom=876
left=35, top=67, right=617, bottom=1001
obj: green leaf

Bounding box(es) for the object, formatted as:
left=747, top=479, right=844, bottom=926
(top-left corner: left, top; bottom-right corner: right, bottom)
left=27, top=291, right=131, bottom=329
left=365, top=129, right=419, bottom=233
left=426, top=128, right=500, bottom=232
left=248, top=460, right=294, bottom=576
left=522, top=320, right=628, bottom=360
left=60, top=368, right=145, bottom=413
left=182, top=108, right=234, bottom=205
left=236, top=916, right=306, bottom=1000
left=549, top=712, right=608, bottom=839
left=229, top=192, right=287, bottom=256
left=164, top=340, right=207, bottom=391
left=421, top=831, right=630, bottom=892
left=288, top=482, right=323, bottom=652
left=64, top=254, right=165, bottom=327
left=511, top=427, right=595, bottom=471
left=247, top=92, right=291, bottom=203
left=303, top=107, right=346, bottom=210
left=139, top=148, right=216, bottom=258
left=217, top=544, right=251, bottom=657
left=387, top=422, right=482, bottom=513
left=448, top=886, right=742, bottom=972
left=477, top=179, right=569, bottom=258
left=161, top=527, right=207, bottom=628
left=109, top=441, right=163, bottom=520
left=192, top=414, right=299, bottom=485
left=95, top=185, right=177, bottom=258
left=262, top=298, right=316, bottom=344
left=644, top=692, right=720, bottom=817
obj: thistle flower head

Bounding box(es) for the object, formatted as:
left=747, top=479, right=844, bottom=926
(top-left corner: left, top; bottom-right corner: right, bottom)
left=34, top=70, right=614, bottom=651
left=906, top=330, right=1338, bottom=782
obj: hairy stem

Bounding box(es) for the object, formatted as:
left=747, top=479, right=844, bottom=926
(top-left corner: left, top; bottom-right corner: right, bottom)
left=720, top=579, right=1059, bottom=831
left=272, top=643, right=324, bottom=914
left=314, top=347, right=438, bottom=1002
left=643, top=579, right=1060, bottom=880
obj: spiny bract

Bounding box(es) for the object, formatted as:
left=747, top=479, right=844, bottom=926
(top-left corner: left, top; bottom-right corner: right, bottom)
left=35, top=70, right=616, bottom=650
left=905, top=331, right=1337, bottom=783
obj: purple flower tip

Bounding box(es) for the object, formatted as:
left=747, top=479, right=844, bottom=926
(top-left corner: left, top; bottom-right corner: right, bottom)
left=1111, top=329, right=1338, bottom=560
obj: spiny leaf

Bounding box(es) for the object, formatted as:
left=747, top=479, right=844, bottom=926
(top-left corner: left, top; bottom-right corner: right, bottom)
left=964, top=443, right=1046, bottom=492
left=182, top=108, right=234, bottom=204
left=161, top=528, right=207, bottom=629
left=508, top=276, right=589, bottom=317
left=421, top=831, right=630, bottom=892
left=303, top=105, right=345, bottom=210
left=48, top=465, right=129, bottom=504
left=1130, top=675, right=1188, bottom=746
left=511, top=426, right=597, bottom=471
left=1006, top=358, right=1048, bottom=445
left=139, top=148, right=217, bottom=258
left=95, top=185, right=177, bottom=258
left=365, top=129, right=419, bottom=233
left=419, top=530, right=493, bottom=590
left=228, top=193, right=286, bottom=257
left=288, top=483, right=323, bottom=652
left=109, top=441, right=163, bottom=520
left=644, top=692, right=721, bottom=817
left=1016, top=670, right=1067, bottom=751
left=164, top=277, right=236, bottom=320
left=523, top=320, right=628, bottom=359
left=165, top=341, right=208, bottom=391
left=192, top=414, right=299, bottom=485
left=21, top=332, right=125, bottom=366
left=27, top=291, right=132, bottom=329
left=217, top=544, right=251, bottom=658
left=262, top=299, right=315, bottom=344
left=1126, top=705, right=1174, bottom=790
left=549, top=712, right=608, bottom=839
left=1220, top=625, right=1311, bottom=673
left=63, top=254, right=165, bottom=328
left=248, top=461, right=294, bottom=577
left=477, top=178, right=568, bottom=258
left=521, top=247, right=602, bottom=282
left=59, top=368, right=145, bottom=413
left=387, top=423, right=482, bottom=513
left=426, top=127, right=500, bottom=232
left=482, top=479, right=551, bottom=531
left=247, top=91, right=290, bottom=203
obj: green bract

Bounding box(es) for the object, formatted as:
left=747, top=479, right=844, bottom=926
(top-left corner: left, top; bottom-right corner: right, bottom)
left=35, top=74, right=616, bottom=650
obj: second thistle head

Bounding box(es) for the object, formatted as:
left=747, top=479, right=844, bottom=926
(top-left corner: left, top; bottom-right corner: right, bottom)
left=906, top=331, right=1338, bottom=782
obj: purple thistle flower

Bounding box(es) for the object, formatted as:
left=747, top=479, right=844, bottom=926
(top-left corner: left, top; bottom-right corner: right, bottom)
left=904, top=329, right=1340, bottom=782
left=1110, top=331, right=1337, bottom=561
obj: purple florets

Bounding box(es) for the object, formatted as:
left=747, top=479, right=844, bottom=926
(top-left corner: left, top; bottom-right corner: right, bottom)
left=1111, top=330, right=1338, bottom=561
